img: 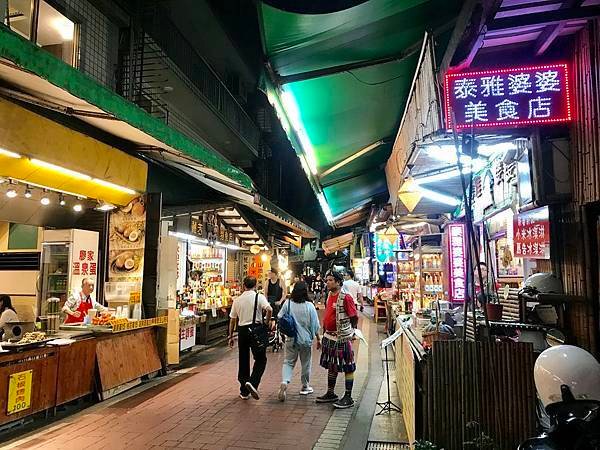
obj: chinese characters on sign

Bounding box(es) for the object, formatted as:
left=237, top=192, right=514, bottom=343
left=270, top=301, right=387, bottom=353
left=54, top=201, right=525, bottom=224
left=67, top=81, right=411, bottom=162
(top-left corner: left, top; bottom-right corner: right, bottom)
left=7, top=370, right=32, bottom=415
left=180, top=320, right=196, bottom=351
left=448, top=223, right=467, bottom=303
left=72, top=250, right=97, bottom=276
left=445, top=64, right=572, bottom=130
left=513, top=206, right=550, bottom=259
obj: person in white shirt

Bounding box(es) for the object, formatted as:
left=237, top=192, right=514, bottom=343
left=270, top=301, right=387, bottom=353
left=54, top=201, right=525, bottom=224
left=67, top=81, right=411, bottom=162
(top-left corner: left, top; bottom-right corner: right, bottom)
left=342, top=270, right=364, bottom=312
left=62, top=278, right=107, bottom=324
left=228, top=276, right=273, bottom=400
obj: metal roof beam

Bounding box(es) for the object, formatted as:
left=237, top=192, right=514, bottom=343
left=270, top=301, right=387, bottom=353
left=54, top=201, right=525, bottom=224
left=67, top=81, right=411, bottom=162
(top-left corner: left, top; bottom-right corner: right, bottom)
left=488, top=5, right=600, bottom=31
left=534, top=0, right=584, bottom=55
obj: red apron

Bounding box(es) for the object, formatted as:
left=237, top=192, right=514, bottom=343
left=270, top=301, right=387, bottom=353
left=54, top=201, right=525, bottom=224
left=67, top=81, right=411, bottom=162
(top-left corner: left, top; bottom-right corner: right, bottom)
left=64, top=294, right=92, bottom=324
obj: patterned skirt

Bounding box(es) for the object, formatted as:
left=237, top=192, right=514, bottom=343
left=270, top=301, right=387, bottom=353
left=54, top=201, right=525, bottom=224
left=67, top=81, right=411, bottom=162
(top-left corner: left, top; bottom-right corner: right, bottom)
left=320, top=336, right=356, bottom=373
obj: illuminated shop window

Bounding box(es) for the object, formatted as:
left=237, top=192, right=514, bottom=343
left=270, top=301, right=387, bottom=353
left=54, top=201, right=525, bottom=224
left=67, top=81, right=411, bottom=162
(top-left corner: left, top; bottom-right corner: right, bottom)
left=3, top=0, right=79, bottom=67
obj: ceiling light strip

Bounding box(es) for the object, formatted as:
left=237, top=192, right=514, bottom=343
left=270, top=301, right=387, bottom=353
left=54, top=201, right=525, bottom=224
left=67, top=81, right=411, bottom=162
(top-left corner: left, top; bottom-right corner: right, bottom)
left=321, top=140, right=384, bottom=178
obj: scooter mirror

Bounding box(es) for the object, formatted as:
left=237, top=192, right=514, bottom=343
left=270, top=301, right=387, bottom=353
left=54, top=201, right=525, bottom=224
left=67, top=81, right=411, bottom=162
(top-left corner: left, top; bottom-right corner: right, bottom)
left=546, top=329, right=566, bottom=347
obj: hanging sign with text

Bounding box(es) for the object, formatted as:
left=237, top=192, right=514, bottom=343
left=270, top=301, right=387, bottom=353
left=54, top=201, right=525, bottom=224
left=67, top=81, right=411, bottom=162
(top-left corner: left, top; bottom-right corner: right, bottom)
left=448, top=223, right=467, bottom=303
left=513, top=206, right=550, bottom=259
left=445, top=63, right=572, bottom=130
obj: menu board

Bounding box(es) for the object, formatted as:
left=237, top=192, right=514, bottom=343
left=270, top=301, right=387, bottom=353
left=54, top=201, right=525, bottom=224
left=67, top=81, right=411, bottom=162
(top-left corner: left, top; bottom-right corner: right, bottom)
left=513, top=206, right=550, bottom=259
left=108, top=196, right=146, bottom=282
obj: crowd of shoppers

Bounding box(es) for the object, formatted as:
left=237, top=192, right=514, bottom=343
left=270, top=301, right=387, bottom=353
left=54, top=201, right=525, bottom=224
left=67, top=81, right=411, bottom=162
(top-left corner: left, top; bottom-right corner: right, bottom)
left=228, top=267, right=361, bottom=409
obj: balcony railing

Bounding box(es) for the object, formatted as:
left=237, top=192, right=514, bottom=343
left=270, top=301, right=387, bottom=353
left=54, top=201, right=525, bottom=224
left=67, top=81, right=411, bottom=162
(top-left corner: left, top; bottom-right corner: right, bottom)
left=135, top=6, right=260, bottom=154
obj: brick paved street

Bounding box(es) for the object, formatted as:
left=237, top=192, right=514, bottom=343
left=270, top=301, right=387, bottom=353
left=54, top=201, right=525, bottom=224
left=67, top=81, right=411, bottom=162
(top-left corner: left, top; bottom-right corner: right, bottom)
left=5, top=316, right=370, bottom=450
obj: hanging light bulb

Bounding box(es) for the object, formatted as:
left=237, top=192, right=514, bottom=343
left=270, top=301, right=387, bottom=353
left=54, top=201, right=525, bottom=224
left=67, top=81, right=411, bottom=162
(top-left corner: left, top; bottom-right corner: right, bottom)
left=73, top=203, right=83, bottom=212
left=59, top=194, right=66, bottom=206
left=24, top=186, right=32, bottom=198
left=40, top=190, right=50, bottom=206
left=5, top=188, right=17, bottom=198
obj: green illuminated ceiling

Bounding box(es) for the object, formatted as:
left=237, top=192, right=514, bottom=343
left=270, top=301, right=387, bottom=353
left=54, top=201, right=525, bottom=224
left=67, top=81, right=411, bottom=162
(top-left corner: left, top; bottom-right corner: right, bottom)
left=259, top=0, right=463, bottom=222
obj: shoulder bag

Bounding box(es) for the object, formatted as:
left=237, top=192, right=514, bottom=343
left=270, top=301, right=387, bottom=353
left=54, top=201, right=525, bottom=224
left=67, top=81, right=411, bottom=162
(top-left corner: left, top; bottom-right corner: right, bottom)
left=248, top=292, right=269, bottom=350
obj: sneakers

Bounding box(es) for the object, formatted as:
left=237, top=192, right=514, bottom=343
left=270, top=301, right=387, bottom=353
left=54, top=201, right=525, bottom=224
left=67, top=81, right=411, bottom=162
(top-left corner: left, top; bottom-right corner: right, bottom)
left=316, top=392, right=339, bottom=403
left=299, top=385, right=314, bottom=395
left=245, top=382, right=260, bottom=400
left=278, top=382, right=287, bottom=402
left=239, top=393, right=250, bottom=400
left=333, top=394, right=355, bottom=409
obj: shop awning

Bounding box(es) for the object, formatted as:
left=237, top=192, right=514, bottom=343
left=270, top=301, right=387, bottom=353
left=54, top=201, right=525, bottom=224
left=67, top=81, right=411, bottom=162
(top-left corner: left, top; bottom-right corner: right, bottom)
left=258, top=0, right=463, bottom=226
left=0, top=25, right=320, bottom=239
left=322, top=232, right=354, bottom=255
left=0, top=25, right=253, bottom=191
left=150, top=153, right=319, bottom=239
left=0, top=97, right=146, bottom=206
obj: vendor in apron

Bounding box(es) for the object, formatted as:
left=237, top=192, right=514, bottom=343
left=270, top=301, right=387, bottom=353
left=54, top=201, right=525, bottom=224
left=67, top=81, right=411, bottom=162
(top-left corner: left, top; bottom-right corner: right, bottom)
left=62, top=278, right=107, bottom=324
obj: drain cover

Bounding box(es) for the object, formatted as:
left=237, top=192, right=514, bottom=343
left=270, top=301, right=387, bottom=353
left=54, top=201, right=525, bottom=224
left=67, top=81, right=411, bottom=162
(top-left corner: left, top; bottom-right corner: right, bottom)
left=366, top=442, right=410, bottom=450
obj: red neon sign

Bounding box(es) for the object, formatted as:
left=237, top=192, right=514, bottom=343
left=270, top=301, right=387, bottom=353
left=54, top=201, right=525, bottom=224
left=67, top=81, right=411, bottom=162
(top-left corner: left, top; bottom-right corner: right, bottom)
left=448, top=223, right=467, bottom=303
left=444, top=63, right=572, bottom=130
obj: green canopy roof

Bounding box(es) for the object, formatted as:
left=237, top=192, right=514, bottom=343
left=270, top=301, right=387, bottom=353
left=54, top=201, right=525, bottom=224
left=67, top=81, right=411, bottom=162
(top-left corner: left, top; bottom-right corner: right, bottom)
left=259, top=0, right=463, bottom=223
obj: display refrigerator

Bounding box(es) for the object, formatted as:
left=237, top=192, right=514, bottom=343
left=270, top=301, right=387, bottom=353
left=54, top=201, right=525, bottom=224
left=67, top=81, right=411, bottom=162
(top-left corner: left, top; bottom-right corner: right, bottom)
left=39, top=229, right=99, bottom=316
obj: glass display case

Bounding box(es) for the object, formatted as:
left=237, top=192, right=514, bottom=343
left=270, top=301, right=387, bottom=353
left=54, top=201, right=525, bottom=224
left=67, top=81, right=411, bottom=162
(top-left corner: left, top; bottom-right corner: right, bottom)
left=40, top=243, right=70, bottom=316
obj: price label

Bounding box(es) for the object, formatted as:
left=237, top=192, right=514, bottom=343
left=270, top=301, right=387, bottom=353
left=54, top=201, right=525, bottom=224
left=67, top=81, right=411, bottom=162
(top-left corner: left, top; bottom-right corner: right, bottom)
left=7, top=370, right=32, bottom=415
left=129, top=291, right=141, bottom=304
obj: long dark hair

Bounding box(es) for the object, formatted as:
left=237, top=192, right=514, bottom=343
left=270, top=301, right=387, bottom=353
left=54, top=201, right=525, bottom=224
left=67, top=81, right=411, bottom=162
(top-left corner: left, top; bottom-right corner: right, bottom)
left=291, top=281, right=309, bottom=303
left=0, top=294, right=16, bottom=313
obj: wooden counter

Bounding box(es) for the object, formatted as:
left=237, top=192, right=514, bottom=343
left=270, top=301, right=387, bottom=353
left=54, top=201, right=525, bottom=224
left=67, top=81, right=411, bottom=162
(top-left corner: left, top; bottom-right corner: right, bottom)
left=0, top=347, right=59, bottom=426
left=56, top=338, right=96, bottom=405
left=95, top=327, right=162, bottom=398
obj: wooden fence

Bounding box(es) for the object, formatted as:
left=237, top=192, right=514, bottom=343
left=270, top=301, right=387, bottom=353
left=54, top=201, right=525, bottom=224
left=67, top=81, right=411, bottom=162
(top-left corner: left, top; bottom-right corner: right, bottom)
left=419, top=340, right=536, bottom=450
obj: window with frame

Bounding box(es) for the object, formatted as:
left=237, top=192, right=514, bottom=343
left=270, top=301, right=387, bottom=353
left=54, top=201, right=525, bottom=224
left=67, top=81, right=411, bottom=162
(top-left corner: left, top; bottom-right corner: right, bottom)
left=3, top=0, right=79, bottom=67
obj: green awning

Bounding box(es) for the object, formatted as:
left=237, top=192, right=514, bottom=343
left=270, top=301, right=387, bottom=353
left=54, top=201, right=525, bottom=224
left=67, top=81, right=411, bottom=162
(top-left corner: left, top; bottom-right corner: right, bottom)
left=0, top=25, right=253, bottom=190
left=258, top=0, right=463, bottom=223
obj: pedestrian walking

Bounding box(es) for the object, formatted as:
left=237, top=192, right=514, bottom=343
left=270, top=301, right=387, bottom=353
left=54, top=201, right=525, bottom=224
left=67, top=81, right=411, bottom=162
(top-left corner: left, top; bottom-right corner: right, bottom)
left=228, top=276, right=273, bottom=400
left=316, top=271, right=359, bottom=409
left=343, top=269, right=364, bottom=312
left=266, top=268, right=286, bottom=316
left=312, top=272, right=324, bottom=307
left=277, top=281, right=321, bottom=402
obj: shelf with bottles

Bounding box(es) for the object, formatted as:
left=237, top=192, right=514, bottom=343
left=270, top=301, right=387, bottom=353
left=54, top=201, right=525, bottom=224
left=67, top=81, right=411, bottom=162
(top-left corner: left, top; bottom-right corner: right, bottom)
left=188, top=245, right=225, bottom=261
left=397, top=260, right=415, bottom=274
left=420, top=254, right=443, bottom=271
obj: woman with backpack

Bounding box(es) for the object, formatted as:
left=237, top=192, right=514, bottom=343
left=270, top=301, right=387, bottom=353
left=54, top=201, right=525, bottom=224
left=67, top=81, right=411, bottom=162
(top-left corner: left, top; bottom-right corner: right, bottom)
left=277, top=281, right=321, bottom=401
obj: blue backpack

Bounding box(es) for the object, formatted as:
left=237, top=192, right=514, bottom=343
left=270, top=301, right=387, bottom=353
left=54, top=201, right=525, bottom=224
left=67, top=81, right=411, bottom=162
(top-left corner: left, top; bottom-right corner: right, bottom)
left=279, top=300, right=297, bottom=339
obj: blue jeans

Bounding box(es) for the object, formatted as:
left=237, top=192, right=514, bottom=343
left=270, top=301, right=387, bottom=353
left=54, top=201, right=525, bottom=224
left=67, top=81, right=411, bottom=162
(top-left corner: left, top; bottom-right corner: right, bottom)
left=282, top=341, right=313, bottom=387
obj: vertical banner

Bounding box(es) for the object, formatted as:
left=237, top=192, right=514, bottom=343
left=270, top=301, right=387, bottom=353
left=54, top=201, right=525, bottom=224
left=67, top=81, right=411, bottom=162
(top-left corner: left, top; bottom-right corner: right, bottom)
left=448, top=223, right=467, bottom=303
left=513, top=206, right=550, bottom=259
left=108, top=196, right=147, bottom=282
left=69, top=230, right=99, bottom=295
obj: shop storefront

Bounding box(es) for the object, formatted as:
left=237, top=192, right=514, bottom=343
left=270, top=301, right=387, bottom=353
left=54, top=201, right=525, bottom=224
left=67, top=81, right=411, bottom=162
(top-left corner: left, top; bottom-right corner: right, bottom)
left=159, top=205, right=266, bottom=355
left=0, top=97, right=166, bottom=425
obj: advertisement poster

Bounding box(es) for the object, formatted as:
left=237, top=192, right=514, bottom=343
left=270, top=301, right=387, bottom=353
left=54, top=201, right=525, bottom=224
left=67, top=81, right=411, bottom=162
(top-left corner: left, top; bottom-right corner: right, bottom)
left=108, top=196, right=146, bottom=282
left=488, top=209, right=524, bottom=278
left=513, top=206, right=550, bottom=259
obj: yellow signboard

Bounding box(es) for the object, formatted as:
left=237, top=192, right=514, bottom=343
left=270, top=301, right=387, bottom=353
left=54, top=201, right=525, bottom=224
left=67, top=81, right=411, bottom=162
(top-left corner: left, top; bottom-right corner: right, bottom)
left=7, top=370, right=32, bottom=415
left=129, top=291, right=141, bottom=304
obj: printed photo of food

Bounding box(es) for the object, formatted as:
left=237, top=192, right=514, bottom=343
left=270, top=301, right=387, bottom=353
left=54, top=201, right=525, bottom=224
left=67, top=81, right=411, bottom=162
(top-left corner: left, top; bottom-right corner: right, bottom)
left=109, top=249, right=144, bottom=278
